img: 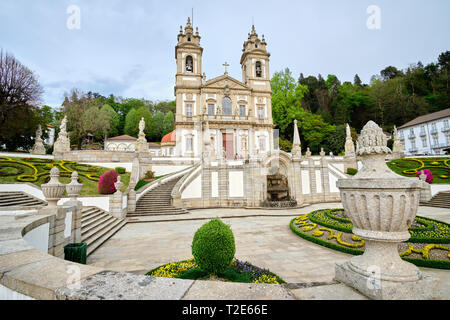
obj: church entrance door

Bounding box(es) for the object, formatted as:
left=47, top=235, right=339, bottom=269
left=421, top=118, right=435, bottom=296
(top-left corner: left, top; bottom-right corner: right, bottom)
left=222, top=133, right=234, bottom=159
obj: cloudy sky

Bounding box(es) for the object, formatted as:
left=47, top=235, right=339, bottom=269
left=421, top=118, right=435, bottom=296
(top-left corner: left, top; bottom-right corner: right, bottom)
left=1, top=0, right=449, bottom=108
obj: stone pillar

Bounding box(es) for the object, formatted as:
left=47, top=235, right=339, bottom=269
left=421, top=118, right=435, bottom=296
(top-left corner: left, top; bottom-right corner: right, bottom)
left=291, top=159, right=304, bottom=206
left=65, top=171, right=83, bottom=243
left=127, top=189, right=136, bottom=213
left=201, top=165, right=212, bottom=207
left=218, top=163, right=228, bottom=207
left=109, top=176, right=126, bottom=219
left=418, top=171, right=432, bottom=202
left=335, top=120, right=440, bottom=300
left=291, top=120, right=302, bottom=160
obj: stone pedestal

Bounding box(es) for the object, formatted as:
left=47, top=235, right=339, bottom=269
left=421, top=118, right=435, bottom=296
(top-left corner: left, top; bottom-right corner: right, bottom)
left=109, top=176, right=126, bottom=219
left=335, top=261, right=440, bottom=300
left=335, top=120, right=441, bottom=300
left=127, top=189, right=136, bottom=213
left=31, top=125, right=46, bottom=155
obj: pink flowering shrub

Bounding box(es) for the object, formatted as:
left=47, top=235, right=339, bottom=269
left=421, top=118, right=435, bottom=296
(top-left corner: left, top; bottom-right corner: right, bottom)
left=416, top=169, right=433, bottom=184
left=98, top=170, right=119, bottom=194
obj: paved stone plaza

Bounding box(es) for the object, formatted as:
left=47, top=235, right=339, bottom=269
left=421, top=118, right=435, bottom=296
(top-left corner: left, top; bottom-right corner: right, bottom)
left=88, top=203, right=450, bottom=299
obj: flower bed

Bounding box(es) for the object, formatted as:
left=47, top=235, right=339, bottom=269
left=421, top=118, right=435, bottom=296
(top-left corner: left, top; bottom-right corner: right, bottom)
left=386, top=157, right=450, bottom=183
left=290, top=209, right=450, bottom=270
left=147, top=258, right=285, bottom=284
left=0, top=156, right=130, bottom=196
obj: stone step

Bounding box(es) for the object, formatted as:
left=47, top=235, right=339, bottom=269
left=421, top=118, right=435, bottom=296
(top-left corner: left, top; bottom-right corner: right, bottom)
left=82, top=211, right=110, bottom=229
left=82, top=214, right=115, bottom=236
left=0, top=199, right=43, bottom=207
left=82, top=216, right=118, bottom=243
left=86, top=219, right=127, bottom=256
left=81, top=207, right=100, bottom=217
left=81, top=209, right=104, bottom=223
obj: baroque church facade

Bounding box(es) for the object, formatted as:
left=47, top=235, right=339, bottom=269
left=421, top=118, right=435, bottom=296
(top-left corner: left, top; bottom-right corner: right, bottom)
left=173, top=18, right=274, bottom=159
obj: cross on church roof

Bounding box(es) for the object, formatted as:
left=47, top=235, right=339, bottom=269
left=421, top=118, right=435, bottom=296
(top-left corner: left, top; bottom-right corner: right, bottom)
left=223, top=62, right=229, bottom=74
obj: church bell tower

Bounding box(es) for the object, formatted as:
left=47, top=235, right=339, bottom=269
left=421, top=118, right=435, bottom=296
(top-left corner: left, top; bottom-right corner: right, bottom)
left=240, top=25, right=271, bottom=92
left=175, top=17, right=203, bottom=90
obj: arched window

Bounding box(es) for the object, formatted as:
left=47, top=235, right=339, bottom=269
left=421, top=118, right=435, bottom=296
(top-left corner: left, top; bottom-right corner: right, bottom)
left=185, top=56, right=193, bottom=73
left=222, top=96, right=232, bottom=115
left=255, top=61, right=262, bottom=77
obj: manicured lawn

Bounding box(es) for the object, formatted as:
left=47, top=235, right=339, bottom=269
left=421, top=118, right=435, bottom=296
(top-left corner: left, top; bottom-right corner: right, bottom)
left=0, top=156, right=130, bottom=196
left=387, top=157, right=450, bottom=183
left=291, top=209, right=450, bottom=270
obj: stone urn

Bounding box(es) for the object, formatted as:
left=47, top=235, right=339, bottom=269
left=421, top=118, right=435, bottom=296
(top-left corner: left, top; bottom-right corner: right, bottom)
left=335, top=121, right=439, bottom=299
left=66, top=171, right=83, bottom=201
left=41, top=167, right=66, bottom=207
left=114, top=175, right=123, bottom=194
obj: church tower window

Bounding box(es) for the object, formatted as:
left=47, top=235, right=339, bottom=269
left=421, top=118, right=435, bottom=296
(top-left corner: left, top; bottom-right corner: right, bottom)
left=222, top=97, right=232, bottom=115
left=255, top=61, right=262, bottom=77
left=186, top=56, right=193, bottom=73
left=208, top=104, right=215, bottom=115
left=186, top=104, right=193, bottom=117
left=239, top=105, right=246, bottom=116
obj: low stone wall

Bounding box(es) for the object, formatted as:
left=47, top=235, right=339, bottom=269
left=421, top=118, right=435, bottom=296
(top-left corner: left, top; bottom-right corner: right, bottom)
left=55, top=150, right=136, bottom=162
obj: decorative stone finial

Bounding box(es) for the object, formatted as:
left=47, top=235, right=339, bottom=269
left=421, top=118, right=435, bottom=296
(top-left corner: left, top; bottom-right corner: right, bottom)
left=356, top=120, right=391, bottom=156
left=41, top=167, right=65, bottom=207
left=114, top=175, right=123, bottom=193
left=320, top=147, right=325, bottom=157
left=66, top=171, right=83, bottom=201
left=291, top=120, right=302, bottom=159
left=305, top=147, right=312, bottom=157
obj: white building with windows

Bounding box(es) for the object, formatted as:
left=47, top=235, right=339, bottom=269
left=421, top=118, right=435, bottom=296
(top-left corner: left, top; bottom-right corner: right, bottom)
left=397, top=108, right=450, bottom=156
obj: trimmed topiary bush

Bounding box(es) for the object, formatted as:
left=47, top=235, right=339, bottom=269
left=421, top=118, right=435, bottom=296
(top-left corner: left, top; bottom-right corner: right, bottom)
left=416, top=169, right=433, bottom=183
left=192, top=218, right=236, bottom=275
left=115, top=167, right=126, bottom=174
left=145, top=170, right=155, bottom=180
left=98, top=169, right=119, bottom=194
left=346, top=168, right=358, bottom=176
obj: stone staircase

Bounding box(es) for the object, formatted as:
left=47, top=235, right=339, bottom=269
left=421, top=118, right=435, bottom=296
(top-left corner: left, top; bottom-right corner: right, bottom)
left=81, top=207, right=126, bottom=256
left=0, top=191, right=46, bottom=207
left=128, top=177, right=189, bottom=217
left=420, top=191, right=450, bottom=209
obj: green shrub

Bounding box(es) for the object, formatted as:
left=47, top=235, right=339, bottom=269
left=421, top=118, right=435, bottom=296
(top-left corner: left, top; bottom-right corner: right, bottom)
left=191, top=218, right=236, bottom=275
left=115, top=167, right=126, bottom=174
left=145, top=170, right=155, bottom=180
left=346, top=168, right=358, bottom=176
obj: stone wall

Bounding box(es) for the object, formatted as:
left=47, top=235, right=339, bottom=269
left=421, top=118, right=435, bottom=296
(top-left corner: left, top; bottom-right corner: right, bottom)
left=172, top=152, right=352, bottom=209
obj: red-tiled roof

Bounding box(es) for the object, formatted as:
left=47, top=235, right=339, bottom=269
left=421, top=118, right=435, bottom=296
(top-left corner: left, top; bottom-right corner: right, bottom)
left=107, top=135, right=137, bottom=141
left=148, top=142, right=161, bottom=148
left=161, top=130, right=176, bottom=144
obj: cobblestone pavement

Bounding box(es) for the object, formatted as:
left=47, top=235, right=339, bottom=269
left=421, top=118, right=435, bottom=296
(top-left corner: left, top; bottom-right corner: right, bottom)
left=87, top=203, right=450, bottom=298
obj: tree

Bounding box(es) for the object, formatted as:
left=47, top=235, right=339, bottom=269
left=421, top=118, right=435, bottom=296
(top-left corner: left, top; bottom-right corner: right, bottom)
left=124, top=108, right=137, bottom=137
left=100, top=104, right=120, bottom=137
left=62, top=89, right=92, bottom=149
left=162, top=111, right=174, bottom=136
left=0, top=51, right=44, bottom=151
left=380, top=66, right=403, bottom=81
left=82, top=106, right=111, bottom=141
left=150, top=112, right=165, bottom=141
left=354, top=74, right=362, bottom=87
left=271, top=68, right=308, bottom=138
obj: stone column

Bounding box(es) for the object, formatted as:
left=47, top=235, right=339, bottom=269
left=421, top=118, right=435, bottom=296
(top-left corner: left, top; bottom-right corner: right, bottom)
left=65, top=171, right=83, bottom=243
left=127, top=189, right=136, bottom=213
left=335, top=120, right=440, bottom=300
left=39, top=167, right=67, bottom=258
left=109, top=176, right=126, bottom=219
